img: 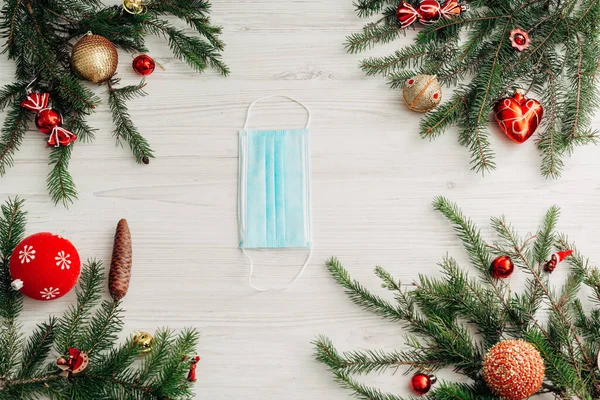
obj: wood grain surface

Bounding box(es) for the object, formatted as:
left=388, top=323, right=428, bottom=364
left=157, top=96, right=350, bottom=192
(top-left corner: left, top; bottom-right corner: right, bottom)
left=2, top=1, right=600, bottom=398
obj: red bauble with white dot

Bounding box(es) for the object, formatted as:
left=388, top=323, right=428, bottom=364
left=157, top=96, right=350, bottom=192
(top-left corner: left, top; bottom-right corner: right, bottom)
left=9, top=232, right=81, bottom=301
left=410, top=372, right=436, bottom=395
left=132, top=54, right=156, bottom=76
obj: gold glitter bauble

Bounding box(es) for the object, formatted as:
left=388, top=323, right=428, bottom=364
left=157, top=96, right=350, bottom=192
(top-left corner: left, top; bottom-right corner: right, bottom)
left=71, top=34, right=118, bottom=84
left=402, top=75, right=442, bottom=113
left=483, top=340, right=545, bottom=400
left=122, top=0, right=145, bottom=14
left=133, top=332, right=153, bottom=354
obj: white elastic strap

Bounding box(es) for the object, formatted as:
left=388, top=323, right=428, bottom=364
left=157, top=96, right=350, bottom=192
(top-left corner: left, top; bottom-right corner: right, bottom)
left=243, top=95, right=311, bottom=130
left=242, top=248, right=313, bottom=292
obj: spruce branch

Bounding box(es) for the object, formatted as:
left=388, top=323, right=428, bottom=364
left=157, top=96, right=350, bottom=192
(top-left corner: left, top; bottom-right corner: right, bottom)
left=346, top=0, right=600, bottom=177
left=0, top=0, right=227, bottom=204
left=47, top=145, right=77, bottom=207
left=317, top=197, right=600, bottom=399
left=0, top=199, right=201, bottom=399
left=0, top=103, right=29, bottom=177
left=107, top=78, right=154, bottom=165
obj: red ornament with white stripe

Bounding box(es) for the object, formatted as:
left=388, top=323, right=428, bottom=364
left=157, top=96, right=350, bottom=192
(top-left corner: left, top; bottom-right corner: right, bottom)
left=9, top=232, right=81, bottom=301
left=21, top=92, right=77, bottom=147
left=397, top=0, right=467, bottom=29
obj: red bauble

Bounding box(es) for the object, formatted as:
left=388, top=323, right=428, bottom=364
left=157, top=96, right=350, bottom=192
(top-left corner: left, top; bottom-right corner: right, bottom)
left=483, top=340, right=544, bottom=400
left=418, top=0, right=441, bottom=24
left=494, top=90, right=544, bottom=144
left=9, top=232, right=81, bottom=301
left=35, top=108, right=63, bottom=134
left=132, top=54, right=156, bottom=76
left=491, top=255, right=514, bottom=279
left=410, top=372, right=435, bottom=395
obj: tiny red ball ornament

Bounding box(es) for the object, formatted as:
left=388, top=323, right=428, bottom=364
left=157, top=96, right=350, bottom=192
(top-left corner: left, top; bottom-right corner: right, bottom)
left=9, top=232, right=81, bottom=301
left=483, top=340, right=545, bottom=400
left=491, top=255, right=514, bottom=279
left=410, top=372, right=436, bottom=395
left=132, top=54, right=156, bottom=76
left=494, top=90, right=544, bottom=144
left=35, top=108, right=63, bottom=134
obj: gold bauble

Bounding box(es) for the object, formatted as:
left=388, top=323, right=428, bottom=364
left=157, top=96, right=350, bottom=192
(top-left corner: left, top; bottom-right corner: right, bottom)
left=133, top=332, right=153, bottom=354
left=71, top=34, right=118, bottom=84
left=402, top=75, right=442, bottom=113
left=122, top=0, right=145, bottom=14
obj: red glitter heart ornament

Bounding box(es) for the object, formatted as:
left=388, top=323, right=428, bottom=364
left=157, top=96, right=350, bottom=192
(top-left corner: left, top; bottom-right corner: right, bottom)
left=494, top=90, right=543, bottom=144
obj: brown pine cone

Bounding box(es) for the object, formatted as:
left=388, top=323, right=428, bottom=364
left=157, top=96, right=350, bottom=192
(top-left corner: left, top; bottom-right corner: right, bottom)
left=109, top=219, right=132, bottom=301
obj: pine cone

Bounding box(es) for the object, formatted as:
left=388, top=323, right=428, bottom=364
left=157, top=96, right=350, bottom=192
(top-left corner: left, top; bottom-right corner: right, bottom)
left=109, top=219, right=132, bottom=301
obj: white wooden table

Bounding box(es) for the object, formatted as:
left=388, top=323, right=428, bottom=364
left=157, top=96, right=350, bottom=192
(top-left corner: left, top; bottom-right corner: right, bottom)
left=2, top=1, right=600, bottom=398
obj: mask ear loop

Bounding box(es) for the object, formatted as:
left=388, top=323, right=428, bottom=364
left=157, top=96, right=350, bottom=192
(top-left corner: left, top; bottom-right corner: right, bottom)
left=242, top=94, right=311, bottom=130
left=240, top=95, right=313, bottom=292
left=242, top=248, right=313, bottom=292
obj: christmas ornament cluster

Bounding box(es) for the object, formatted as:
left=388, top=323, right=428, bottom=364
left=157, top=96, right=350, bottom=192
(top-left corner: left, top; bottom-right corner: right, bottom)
left=0, top=0, right=228, bottom=206
left=9, top=218, right=132, bottom=302
left=315, top=197, right=600, bottom=399
left=348, top=0, right=600, bottom=177
left=0, top=197, right=202, bottom=399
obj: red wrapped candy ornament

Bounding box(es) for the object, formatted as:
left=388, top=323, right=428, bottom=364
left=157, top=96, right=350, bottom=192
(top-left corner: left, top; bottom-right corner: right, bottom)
left=397, top=0, right=468, bottom=29
left=132, top=54, right=156, bottom=76
left=9, top=232, right=81, bottom=301
left=21, top=92, right=77, bottom=147
left=494, top=90, right=544, bottom=144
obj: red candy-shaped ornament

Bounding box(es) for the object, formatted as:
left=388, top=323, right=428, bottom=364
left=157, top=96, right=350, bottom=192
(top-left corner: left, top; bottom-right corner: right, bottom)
left=494, top=90, right=544, bottom=144
left=397, top=0, right=467, bottom=28
left=9, top=232, right=81, bottom=301
left=21, top=92, right=77, bottom=147
left=132, top=54, right=156, bottom=76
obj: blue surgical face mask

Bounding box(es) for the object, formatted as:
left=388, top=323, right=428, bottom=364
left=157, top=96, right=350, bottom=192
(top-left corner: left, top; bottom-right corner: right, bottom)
left=238, top=95, right=313, bottom=291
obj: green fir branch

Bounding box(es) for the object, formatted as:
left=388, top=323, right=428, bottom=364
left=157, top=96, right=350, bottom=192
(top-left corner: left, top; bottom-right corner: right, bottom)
left=317, top=197, right=600, bottom=399
left=107, top=78, right=154, bottom=165
left=0, top=198, right=201, bottom=399
left=0, top=104, right=29, bottom=177
left=54, top=259, right=104, bottom=355
left=345, top=0, right=600, bottom=177
left=46, top=145, right=77, bottom=207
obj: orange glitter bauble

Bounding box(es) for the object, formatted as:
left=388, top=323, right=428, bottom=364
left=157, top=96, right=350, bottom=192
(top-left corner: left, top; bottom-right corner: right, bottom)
left=483, top=340, right=545, bottom=400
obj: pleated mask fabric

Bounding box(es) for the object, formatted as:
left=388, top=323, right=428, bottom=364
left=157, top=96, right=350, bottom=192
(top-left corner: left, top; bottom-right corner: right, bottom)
left=238, top=95, right=313, bottom=291
left=239, top=128, right=311, bottom=249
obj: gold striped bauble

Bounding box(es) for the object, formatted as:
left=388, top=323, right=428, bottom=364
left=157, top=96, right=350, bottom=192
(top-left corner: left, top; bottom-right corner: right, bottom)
left=71, top=34, right=118, bottom=84
left=483, top=340, right=545, bottom=400
left=402, top=74, right=442, bottom=113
